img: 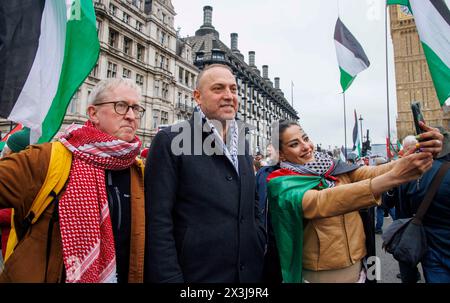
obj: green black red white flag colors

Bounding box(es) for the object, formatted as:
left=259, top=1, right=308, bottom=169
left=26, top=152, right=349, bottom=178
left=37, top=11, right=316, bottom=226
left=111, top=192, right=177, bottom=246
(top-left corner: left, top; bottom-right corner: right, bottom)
left=387, top=0, right=450, bottom=106
left=334, top=18, right=371, bottom=92
left=0, top=0, right=100, bottom=143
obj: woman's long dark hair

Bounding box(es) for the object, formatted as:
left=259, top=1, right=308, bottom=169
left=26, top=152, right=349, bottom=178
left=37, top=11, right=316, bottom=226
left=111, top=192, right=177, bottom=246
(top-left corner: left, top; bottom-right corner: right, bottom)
left=271, top=120, right=301, bottom=152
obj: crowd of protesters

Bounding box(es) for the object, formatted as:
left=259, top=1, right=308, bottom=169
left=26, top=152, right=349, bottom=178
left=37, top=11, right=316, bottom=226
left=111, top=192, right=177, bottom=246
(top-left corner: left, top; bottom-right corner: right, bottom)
left=0, top=64, right=448, bottom=283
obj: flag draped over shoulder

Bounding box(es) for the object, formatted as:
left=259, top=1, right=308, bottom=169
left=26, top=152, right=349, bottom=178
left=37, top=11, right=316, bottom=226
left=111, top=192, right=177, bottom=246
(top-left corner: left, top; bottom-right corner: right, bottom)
left=387, top=0, right=450, bottom=106
left=351, top=110, right=361, bottom=157
left=0, top=0, right=100, bottom=143
left=267, top=174, right=326, bottom=283
left=334, top=18, right=371, bottom=92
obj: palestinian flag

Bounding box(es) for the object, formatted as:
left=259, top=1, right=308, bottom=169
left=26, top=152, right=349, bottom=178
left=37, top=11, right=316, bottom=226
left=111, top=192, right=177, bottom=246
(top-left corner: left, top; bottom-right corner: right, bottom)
left=267, top=170, right=326, bottom=283
left=0, top=0, right=100, bottom=143
left=351, top=110, right=361, bottom=157
left=334, top=18, right=371, bottom=92
left=387, top=0, right=450, bottom=106
left=0, top=123, right=23, bottom=142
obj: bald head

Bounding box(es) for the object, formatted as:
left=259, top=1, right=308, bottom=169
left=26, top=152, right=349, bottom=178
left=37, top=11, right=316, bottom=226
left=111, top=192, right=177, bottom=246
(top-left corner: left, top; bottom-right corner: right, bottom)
left=193, top=63, right=238, bottom=123
left=195, top=64, right=234, bottom=90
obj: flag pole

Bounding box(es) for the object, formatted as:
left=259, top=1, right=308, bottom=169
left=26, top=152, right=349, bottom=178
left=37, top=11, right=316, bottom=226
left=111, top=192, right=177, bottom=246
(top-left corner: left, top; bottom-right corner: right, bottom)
left=343, top=92, right=348, bottom=160
left=291, top=81, right=294, bottom=106
left=359, top=114, right=363, bottom=147
left=385, top=4, right=392, bottom=161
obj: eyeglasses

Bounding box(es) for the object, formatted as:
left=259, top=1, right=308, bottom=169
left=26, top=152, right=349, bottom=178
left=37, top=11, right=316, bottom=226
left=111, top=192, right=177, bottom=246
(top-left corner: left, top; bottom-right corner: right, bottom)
left=95, top=101, right=146, bottom=118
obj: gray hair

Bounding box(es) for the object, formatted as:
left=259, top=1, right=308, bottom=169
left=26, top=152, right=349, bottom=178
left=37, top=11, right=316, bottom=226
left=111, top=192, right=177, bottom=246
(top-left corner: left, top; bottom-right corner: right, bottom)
left=88, top=78, right=142, bottom=105
left=402, top=135, right=418, bottom=150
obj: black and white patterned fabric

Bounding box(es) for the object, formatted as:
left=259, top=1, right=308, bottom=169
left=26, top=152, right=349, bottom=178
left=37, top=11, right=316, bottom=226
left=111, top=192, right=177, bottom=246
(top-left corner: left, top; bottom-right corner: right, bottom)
left=197, top=106, right=239, bottom=175
left=280, top=151, right=336, bottom=187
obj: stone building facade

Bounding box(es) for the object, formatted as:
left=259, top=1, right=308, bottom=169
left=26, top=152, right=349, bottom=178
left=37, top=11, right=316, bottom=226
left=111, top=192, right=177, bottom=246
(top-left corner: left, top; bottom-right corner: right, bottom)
left=184, top=6, right=299, bottom=153
left=390, top=5, right=450, bottom=140
left=1, top=2, right=299, bottom=154
left=67, top=0, right=200, bottom=147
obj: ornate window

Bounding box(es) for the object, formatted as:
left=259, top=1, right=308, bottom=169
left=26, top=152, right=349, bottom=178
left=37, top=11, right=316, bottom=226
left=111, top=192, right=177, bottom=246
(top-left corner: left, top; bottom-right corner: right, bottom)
left=107, top=62, right=117, bottom=78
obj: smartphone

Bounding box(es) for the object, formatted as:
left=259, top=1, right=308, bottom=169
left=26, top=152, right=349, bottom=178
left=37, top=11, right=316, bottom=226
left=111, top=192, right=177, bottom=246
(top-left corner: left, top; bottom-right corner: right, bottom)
left=411, top=101, right=425, bottom=135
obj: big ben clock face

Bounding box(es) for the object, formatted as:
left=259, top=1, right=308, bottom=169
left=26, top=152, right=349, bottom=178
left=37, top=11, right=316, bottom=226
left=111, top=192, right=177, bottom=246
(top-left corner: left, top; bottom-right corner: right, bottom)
left=400, top=5, right=412, bottom=16
left=398, top=5, right=413, bottom=20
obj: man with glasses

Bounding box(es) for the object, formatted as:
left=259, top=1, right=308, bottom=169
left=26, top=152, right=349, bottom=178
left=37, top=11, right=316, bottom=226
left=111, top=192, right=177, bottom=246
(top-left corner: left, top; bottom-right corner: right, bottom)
left=0, top=78, right=146, bottom=283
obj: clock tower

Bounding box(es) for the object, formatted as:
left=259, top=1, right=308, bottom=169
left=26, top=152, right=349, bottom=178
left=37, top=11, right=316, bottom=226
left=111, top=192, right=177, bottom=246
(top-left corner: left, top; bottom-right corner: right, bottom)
left=390, top=5, right=449, bottom=140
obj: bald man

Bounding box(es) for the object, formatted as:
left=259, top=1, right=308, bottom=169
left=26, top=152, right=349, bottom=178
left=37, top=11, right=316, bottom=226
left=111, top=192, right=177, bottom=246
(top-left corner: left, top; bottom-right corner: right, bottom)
left=145, top=64, right=266, bottom=283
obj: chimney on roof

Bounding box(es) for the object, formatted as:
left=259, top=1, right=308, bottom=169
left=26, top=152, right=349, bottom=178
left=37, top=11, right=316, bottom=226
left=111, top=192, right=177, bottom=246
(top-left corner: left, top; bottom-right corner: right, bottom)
left=274, top=77, right=280, bottom=89
left=262, top=65, right=269, bottom=79
left=230, top=33, right=238, bottom=51
left=196, top=6, right=219, bottom=38
left=249, top=51, right=255, bottom=67
left=203, top=6, right=213, bottom=26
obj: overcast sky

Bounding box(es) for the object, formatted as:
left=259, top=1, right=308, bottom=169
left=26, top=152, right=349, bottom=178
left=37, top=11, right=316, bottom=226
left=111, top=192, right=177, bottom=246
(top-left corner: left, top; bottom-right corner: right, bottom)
left=171, top=0, right=444, bottom=149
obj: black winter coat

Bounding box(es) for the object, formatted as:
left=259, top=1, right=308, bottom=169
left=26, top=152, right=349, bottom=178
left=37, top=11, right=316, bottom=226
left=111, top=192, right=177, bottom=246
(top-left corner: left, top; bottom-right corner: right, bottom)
left=144, top=113, right=266, bottom=283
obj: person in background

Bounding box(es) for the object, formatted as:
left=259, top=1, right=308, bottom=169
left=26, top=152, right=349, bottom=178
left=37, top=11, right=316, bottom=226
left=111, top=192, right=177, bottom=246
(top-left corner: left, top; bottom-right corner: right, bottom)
left=261, top=143, right=278, bottom=167
left=140, top=147, right=149, bottom=166
left=255, top=143, right=281, bottom=283
left=256, top=146, right=280, bottom=230
left=390, top=128, right=450, bottom=283
left=398, top=135, right=419, bottom=158
left=346, top=152, right=358, bottom=165
left=253, top=152, right=263, bottom=173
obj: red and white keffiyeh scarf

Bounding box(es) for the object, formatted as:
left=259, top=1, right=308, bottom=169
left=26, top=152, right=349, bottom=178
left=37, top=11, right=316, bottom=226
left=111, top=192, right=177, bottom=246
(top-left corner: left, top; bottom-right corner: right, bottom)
left=57, top=121, right=141, bottom=283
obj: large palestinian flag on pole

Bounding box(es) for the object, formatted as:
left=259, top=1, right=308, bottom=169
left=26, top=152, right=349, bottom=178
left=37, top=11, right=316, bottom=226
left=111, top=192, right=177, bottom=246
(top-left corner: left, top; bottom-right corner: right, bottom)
left=387, top=0, right=450, bottom=106
left=334, top=18, right=371, bottom=92
left=0, top=0, right=100, bottom=143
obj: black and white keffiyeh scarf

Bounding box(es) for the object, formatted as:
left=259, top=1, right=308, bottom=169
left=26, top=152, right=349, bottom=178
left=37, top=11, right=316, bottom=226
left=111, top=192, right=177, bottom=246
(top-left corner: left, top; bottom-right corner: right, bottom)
left=280, top=151, right=337, bottom=187
left=196, top=106, right=239, bottom=174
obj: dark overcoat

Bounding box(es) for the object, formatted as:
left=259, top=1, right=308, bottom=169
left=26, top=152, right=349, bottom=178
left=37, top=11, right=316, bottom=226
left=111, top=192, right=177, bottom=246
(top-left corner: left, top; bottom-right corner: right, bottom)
left=145, top=113, right=266, bottom=282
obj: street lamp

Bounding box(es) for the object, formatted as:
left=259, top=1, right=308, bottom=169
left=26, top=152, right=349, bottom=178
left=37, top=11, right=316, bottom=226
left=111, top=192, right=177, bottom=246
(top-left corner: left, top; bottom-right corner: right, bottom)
left=358, top=115, right=364, bottom=146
